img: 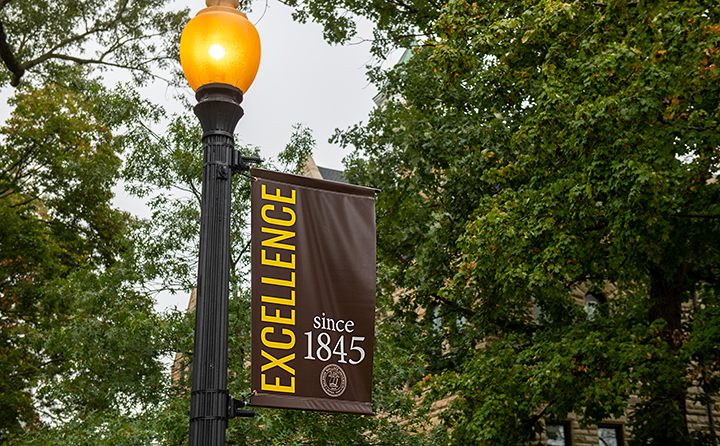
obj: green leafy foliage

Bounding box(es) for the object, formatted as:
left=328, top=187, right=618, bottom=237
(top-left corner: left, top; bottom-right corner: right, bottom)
left=136, top=115, right=447, bottom=445
left=0, top=82, right=174, bottom=443
left=0, top=0, right=197, bottom=441
left=328, top=0, right=720, bottom=444
left=278, top=123, right=316, bottom=175
left=278, top=0, right=441, bottom=57
left=122, top=111, right=260, bottom=295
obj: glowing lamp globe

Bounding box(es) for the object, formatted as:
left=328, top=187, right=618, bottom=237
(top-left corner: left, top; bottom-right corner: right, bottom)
left=180, top=0, right=261, bottom=94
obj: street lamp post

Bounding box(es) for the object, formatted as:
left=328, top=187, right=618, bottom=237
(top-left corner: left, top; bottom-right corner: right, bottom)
left=179, top=2, right=261, bottom=445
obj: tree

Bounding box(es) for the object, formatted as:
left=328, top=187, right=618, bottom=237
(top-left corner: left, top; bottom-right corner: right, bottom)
left=0, top=81, right=178, bottom=443
left=0, top=0, right=188, bottom=87
left=278, top=0, right=440, bottom=57
left=126, top=118, right=447, bottom=445
left=0, top=0, right=195, bottom=441
left=322, top=0, right=720, bottom=444
left=1, top=0, right=445, bottom=440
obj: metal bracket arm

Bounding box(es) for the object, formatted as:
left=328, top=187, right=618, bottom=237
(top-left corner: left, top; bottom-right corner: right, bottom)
left=228, top=395, right=256, bottom=419
left=230, top=150, right=262, bottom=174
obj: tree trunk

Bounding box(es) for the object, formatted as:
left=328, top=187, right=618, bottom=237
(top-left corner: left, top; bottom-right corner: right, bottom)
left=646, top=262, right=691, bottom=443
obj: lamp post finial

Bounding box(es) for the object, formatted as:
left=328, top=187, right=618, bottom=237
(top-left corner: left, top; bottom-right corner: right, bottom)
left=206, top=0, right=240, bottom=8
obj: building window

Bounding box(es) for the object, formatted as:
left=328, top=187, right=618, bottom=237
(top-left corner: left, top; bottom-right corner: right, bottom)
left=583, top=293, right=599, bottom=319
left=583, top=291, right=608, bottom=320
left=546, top=421, right=571, bottom=446
left=598, top=424, right=623, bottom=446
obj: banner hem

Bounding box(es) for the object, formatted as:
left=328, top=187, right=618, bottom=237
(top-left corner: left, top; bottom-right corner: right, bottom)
left=251, top=392, right=374, bottom=415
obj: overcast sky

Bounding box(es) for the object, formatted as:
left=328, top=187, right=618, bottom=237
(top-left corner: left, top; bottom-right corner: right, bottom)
left=148, top=1, right=394, bottom=310
left=155, top=0, right=392, bottom=171
left=0, top=0, right=395, bottom=311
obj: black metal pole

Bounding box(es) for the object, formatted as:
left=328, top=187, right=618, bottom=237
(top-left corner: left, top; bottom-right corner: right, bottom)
left=188, top=83, right=245, bottom=446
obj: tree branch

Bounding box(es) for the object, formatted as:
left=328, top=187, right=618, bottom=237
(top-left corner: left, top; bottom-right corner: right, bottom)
left=188, top=176, right=202, bottom=204
left=5, top=0, right=157, bottom=85
left=593, top=2, right=638, bottom=7
left=5, top=15, right=119, bottom=83
left=0, top=144, right=37, bottom=184
left=231, top=239, right=252, bottom=273
left=0, top=20, right=25, bottom=86
left=388, top=0, right=418, bottom=14
left=673, top=213, right=720, bottom=219
left=30, top=52, right=159, bottom=78
left=8, top=193, right=40, bottom=209
left=429, top=293, right=476, bottom=319
left=8, top=356, right=66, bottom=379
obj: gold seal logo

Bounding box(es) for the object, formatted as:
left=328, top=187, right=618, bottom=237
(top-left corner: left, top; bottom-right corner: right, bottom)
left=320, top=364, right=347, bottom=397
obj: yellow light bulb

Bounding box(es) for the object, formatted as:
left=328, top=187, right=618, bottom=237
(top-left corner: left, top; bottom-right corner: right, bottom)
left=179, top=3, right=261, bottom=93
left=209, top=44, right=226, bottom=60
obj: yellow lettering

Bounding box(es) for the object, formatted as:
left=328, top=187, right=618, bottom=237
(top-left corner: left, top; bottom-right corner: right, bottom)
left=261, top=227, right=296, bottom=251
left=261, top=250, right=295, bottom=269
left=262, top=273, right=295, bottom=288
left=262, top=291, right=295, bottom=306
left=258, top=184, right=298, bottom=396
left=262, top=204, right=296, bottom=227
left=262, top=185, right=296, bottom=204
left=261, top=374, right=295, bottom=393
left=261, top=327, right=295, bottom=349
left=261, top=350, right=295, bottom=374
left=261, top=305, right=295, bottom=325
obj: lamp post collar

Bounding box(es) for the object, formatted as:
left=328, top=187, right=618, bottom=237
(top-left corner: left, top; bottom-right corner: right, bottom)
left=195, top=83, right=244, bottom=105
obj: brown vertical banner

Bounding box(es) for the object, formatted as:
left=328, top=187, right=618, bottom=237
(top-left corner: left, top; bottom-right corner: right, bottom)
left=250, top=168, right=376, bottom=415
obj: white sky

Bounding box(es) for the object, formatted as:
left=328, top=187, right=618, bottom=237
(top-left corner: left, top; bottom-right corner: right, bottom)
left=150, top=0, right=389, bottom=171
left=143, top=1, right=397, bottom=311
left=0, top=0, right=399, bottom=312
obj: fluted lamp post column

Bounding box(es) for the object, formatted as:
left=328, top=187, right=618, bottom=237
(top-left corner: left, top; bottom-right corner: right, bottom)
left=179, top=1, right=261, bottom=445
